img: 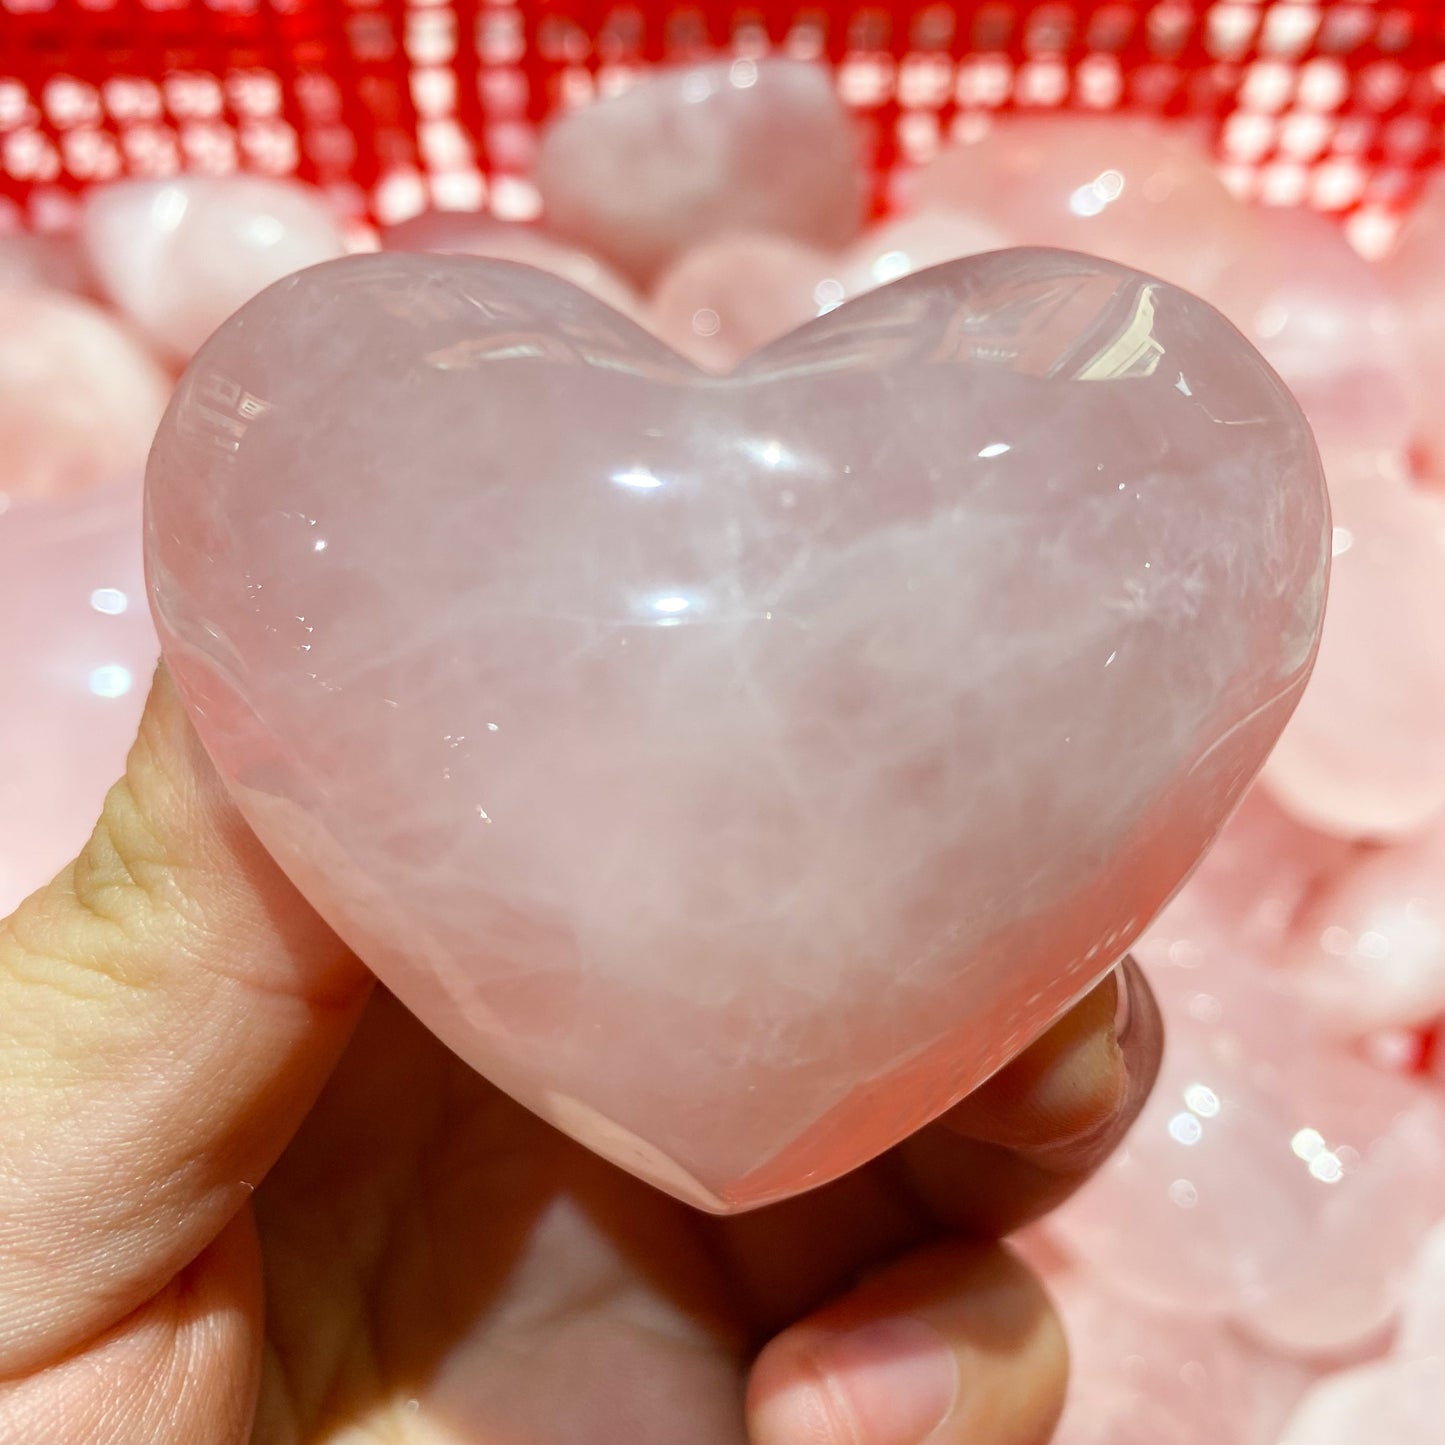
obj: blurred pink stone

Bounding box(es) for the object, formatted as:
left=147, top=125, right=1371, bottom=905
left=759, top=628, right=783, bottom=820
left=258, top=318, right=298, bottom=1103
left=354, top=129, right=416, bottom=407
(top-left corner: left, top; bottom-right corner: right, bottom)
left=648, top=214, right=1008, bottom=372
left=908, top=115, right=1265, bottom=314
left=1381, top=171, right=1445, bottom=472
left=0, top=288, right=171, bottom=502
left=1232, top=207, right=1414, bottom=459
left=1053, top=892, right=1445, bottom=1354
left=80, top=176, right=347, bottom=360
left=832, top=211, right=1008, bottom=297
left=1285, top=822, right=1445, bottom=1034
left=0, top=232, right=91, bottom=295
left=1398, top=1219, right=1445, bottom=1358
left=648, top=232, right=832, bottom=371
left=144, top=250, right=1327, bottom=1209
left=1152, top=785, right=1355, bottom=957
left=535, top=58, right=866, bottom=284
left=1046, top=1266, right=1316, bottom=1445
left=0, top=484, right=156, bottom=913
left=381, top=211, right=641, bottom=317
left=1262, top=456, right=1445, bottom=839
left=1275, top=1358, right=1445, bottom=1445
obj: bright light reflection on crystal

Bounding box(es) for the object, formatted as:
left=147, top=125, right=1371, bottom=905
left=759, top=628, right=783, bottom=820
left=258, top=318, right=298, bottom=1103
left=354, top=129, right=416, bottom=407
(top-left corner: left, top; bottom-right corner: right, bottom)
left=978, top=442, right=1011, bottom=458
left=1184, top=1083, right=1221, bottom=1118
left=88, top=664, right=133, bottom=698
left=813, top=277, right=845, bottom=313
left=612, top=467, right=664, bottom=490
left=871, top=249, right=912, bottom=284
left=1357, top=929, right=1391, bottom=959
left=89, top=587, right=128, bottom=615
left=1068, top=168, right=1126, bottom=218
left=729, top=58, right=759, bottom=90
left=652, top=595, right=690, bottom=614
left=243, top=214, right=287, bottom=248
left=1292, top=1127, right=1326, bottom=1162
left=1167, top=1178, right=1200, bottom=1209
left=1168, top=1111, right=1204, bottom=1145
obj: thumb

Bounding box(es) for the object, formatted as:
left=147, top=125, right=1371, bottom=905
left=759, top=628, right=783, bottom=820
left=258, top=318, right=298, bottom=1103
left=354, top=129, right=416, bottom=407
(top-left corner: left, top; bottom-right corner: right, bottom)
left=747, top=1241, right=1067, bottom=1445
left=0, top=666, right=371, bottom=1377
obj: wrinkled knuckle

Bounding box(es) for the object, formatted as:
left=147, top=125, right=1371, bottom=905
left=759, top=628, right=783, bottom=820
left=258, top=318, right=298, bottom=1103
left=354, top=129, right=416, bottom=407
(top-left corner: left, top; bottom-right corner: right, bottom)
left=3, top=722, right=208, bottom=996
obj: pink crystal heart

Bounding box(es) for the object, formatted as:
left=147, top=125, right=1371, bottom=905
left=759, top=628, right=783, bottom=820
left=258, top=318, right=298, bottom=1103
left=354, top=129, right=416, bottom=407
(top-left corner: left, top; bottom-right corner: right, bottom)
left=145, top=250, right=1328, bottom=1212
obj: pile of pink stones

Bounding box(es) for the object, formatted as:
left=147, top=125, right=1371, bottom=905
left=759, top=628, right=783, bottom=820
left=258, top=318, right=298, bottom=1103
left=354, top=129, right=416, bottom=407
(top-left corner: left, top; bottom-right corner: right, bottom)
left=5, top=56, right=1445, bottom=1443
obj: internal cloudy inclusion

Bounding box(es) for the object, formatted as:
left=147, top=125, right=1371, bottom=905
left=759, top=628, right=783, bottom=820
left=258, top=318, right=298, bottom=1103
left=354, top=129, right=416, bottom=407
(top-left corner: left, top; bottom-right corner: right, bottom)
left=146, top=249, right=1328, bottom=1210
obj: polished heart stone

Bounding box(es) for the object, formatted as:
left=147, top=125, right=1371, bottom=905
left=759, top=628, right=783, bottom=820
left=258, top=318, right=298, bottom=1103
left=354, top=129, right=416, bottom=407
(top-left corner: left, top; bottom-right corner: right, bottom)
left=145, top=250, right=1328, bottom=1212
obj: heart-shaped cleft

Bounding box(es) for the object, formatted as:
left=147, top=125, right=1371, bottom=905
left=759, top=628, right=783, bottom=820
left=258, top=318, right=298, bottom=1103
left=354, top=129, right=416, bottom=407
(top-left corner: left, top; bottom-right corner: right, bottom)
left=145, top=249, right=1328, bottom=1212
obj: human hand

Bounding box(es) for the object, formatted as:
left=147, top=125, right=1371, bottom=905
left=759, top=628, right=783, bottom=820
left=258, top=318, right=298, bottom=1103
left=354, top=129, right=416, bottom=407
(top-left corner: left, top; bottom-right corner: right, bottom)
left=0, top=669, right=1160, bottom=1445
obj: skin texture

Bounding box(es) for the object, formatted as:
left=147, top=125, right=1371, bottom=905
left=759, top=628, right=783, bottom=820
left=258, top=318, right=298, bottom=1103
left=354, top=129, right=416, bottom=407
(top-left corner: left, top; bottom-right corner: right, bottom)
left=0, top=669, right=1160, bottom=1445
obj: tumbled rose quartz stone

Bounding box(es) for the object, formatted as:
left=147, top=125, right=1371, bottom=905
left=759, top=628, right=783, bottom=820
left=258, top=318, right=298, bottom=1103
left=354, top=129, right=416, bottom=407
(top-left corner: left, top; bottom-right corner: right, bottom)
left=1052, top=870, right=1445, bottom=1355
left=649, top=215, right=1011, bottom=372
left=1045, top=1266, right=1315, bottom=1445
left=832, top=211, right=1009, bottom=298
left=145, top=249, right=1327, bottom=1211
left=908, top=116, right=1265, bottom=316
left=1381, top=171, right=1445, bottom=472
left=1275, top=1358, right=1445, bottom=1445
left=1399, top=1220, right=1445, bottom=1358
left=0, top=483, right=157, bottom=913
left=648, top=232, right=834, bottom=372
left=80, top=176, right=347, bottom=361
left=0, top=232, right=91, bottom=295
left=381, top=211, right=641, bottom=317
left=1261, top=454, right=1445, bottom=839
left=0, top=289, right=171, bottom=501
left=535, top=58, right=866, bottom=284
left=1284, top=821, right=1445, bottom=1033
left=1231, top=207, right=1414, bottom=459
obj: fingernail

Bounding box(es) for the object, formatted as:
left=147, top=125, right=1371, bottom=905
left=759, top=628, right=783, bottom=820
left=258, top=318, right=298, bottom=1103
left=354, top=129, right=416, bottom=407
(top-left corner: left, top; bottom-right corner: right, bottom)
left=809, top=1317, right=956, bottom=1445
left=1113, top=955, right=1135, bottom=1047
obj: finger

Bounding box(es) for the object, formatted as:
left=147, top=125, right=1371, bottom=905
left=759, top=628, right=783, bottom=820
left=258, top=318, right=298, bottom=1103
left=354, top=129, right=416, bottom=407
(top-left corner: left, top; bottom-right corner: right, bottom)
left=0, top=1211, right=260, bottom=1445
left=709, top=961, right=1160, bottom=1334
left=0, top=668, right=371, bottom=1375
left=747, top=1241, right=1066, bottom=1445
left=892, top=956, right=1163, bottom=1237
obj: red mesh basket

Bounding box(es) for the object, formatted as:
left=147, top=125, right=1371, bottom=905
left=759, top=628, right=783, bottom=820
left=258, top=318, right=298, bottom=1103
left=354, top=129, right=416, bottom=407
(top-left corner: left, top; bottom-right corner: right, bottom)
left=2, top=1, right=1443, bottom=243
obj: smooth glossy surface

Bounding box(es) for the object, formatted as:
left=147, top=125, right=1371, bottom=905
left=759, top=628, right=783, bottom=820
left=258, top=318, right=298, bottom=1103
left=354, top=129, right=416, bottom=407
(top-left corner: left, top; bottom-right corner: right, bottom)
left=535, top=58, right=866, bottom=283
left=81, top=176, right=347, bottom=360
left=0, top=483, right=156, bottom=912
left=146, top=249, right=1327, bottom=1211
left=1261, top=456, right=1445, bottom=838
left=0, top=289, right=171, bottom=501
left=909, top=116, right=1265, bottom=315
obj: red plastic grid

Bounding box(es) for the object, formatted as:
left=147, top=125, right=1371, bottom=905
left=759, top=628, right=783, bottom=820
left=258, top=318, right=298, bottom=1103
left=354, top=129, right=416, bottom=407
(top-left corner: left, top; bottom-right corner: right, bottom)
left=1, top=0, right=1444, bottom=231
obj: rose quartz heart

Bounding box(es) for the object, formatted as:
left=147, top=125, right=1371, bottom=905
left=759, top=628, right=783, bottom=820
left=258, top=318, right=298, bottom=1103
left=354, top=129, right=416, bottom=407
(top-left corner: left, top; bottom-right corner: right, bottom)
left=145, top=249, right=1328, bottom=1211
left=381, top=212, right=642, bottom=318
